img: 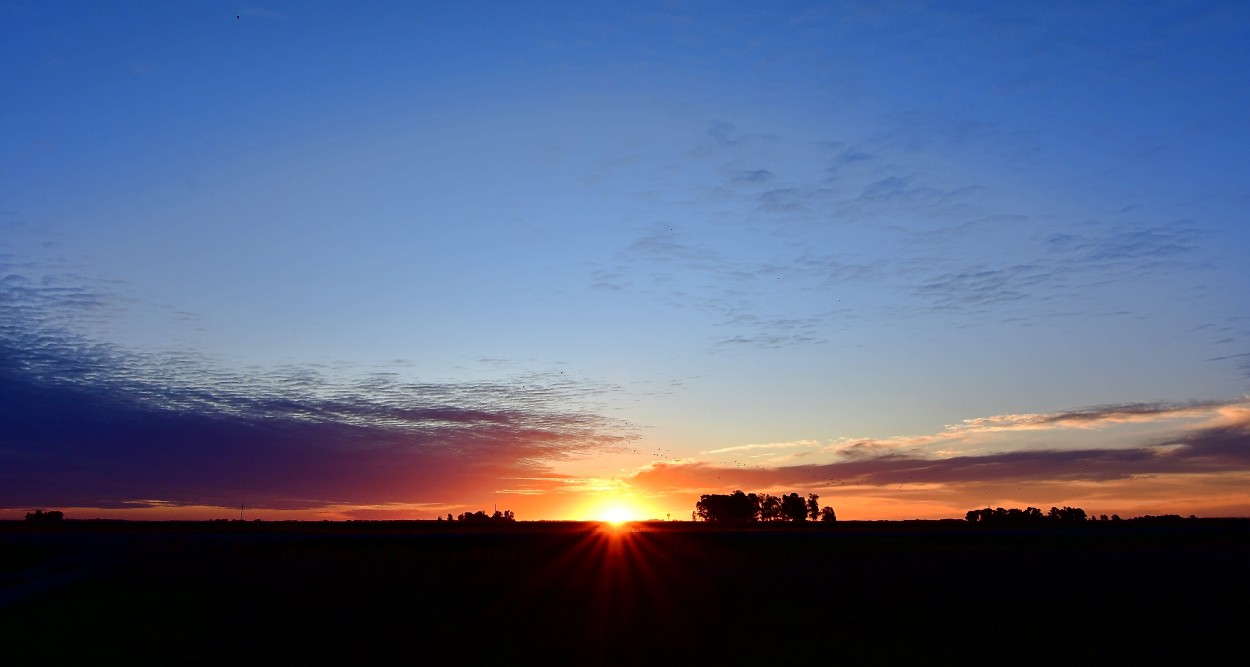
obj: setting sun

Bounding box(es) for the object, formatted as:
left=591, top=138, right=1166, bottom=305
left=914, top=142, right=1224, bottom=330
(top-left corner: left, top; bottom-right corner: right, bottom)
left=597, top=505, right=637, bottom=525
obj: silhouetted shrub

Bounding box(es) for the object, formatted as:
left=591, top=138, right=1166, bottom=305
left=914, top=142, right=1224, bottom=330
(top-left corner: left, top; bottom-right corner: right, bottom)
left=964, top=506, right=1090, bottom=525
left=25, top=509, right=64, bottom=524
left=457, top=509, right=516, bottom=524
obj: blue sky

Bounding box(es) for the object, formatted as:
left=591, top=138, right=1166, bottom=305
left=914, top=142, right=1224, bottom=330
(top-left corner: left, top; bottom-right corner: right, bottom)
left=3, top=1, right=1249, bottom=520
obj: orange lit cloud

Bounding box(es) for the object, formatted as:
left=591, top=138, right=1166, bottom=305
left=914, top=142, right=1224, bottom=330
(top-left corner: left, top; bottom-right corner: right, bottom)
left=618, top=400, right=1250, bottom=519
left=0, top=273, right=636, bottom=519
left=4, top=260, right=1247, bottom=522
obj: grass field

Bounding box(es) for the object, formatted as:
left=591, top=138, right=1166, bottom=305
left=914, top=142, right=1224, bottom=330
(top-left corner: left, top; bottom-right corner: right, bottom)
left=3, top=520, right=1248, bottom=663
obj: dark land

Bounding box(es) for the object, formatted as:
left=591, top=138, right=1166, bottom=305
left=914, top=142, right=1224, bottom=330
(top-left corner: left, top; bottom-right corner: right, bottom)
left=3, top=519, right=1249, bottom=664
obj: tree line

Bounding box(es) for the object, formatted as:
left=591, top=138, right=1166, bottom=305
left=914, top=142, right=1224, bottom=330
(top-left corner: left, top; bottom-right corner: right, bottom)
left=966, top=507, right=1203, bottom=525
left=695, top=491, right=836, bottom=523
left=965, top=506, right=1100, bottom=525
left=24, top=509, right=64, bottom=524
left=440, top=509, right=516, bottom=524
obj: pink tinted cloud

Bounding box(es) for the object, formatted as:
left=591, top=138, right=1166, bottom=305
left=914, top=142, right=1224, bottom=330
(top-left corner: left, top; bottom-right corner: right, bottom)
left=624, top=401, right=1250, bottom=518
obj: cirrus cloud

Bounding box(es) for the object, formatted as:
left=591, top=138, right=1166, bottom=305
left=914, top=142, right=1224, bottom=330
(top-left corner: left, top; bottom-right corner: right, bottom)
left=0, top=259, right=634, bottom=513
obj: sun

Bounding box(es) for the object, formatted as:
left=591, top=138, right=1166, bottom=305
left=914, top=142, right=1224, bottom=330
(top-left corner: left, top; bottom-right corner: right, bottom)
left=598, top=505, right=636, bottom=525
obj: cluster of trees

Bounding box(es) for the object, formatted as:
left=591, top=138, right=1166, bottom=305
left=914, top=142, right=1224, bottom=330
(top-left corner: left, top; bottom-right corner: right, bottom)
left=695, top=491, right=836, bottom=523
left=442, top=509, right=516, bottom=524
left=964, top=506, right=1103, bottom=525
left=1134, top=514, right=1198, bottom=524
left=25, top=510, right=64, bottom=524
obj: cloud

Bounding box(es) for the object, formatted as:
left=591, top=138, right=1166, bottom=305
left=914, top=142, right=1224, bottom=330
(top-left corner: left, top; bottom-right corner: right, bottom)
left=858, top=176, right=944, bottom=204
left=942, top=401, right=1229, bottom=433
left=911, top=265, right=1039, bottom=309
left=905, top=218, right=1207, bottom=317
left=603, top=225, right=853, bottom=350
left=706, top=122, right=739, bottom=147
left=623, top=400, right=1250, bottom=516
left=0, top=263, right=632, bottom=511
left=238, top=5, right=285, bottom=20
left=592, top=115, right=1224, bottom=353
left=725, top=169, right=774, bottom=186
left=824, top=401, right=1238, bottom=459
left=1046, top=223, right=1201, bottom=263
left=704, top=439, right=820, bottom=455
left=1210, top=352, right=1250, bottom=380
left=756, top=187, right=810, bottom=213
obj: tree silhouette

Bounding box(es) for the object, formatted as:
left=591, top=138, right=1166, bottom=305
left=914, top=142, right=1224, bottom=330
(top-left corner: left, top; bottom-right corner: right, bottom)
left=965, top=506, right=1091, bottom=525
left=694, top=491, right=828, bottom=523
left=457, top=509, right=516, bottom=524
left=759, top=494, right=782, bottom=522
left=25, top=509, right=63, bottom=524
left=781, top=493, right=807, bottom=522
left=819, top=506, right=837, bottom=522
left=1047, top=506, right=1087, bottom=522
left=695, top=491, right=758, bottom=523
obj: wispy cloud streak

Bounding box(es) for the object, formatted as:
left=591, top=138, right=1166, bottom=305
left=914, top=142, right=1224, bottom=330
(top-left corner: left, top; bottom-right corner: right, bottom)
left=625, top=400, right=1250, bottom=515
left=592, top=119, right=1220, bottom=353
left=0, top=262, right=631, bottom=511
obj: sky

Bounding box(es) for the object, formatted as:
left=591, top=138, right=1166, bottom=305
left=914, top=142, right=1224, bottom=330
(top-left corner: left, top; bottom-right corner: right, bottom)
left=3, top=1, right=1249, bottom=521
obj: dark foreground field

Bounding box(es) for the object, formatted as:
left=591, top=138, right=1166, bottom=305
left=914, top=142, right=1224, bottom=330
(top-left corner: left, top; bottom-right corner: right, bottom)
left=3, top=520, right=1248, bottom=664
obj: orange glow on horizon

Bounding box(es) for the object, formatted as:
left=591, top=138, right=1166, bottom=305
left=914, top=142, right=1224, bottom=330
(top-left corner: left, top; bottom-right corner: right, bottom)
left=7, top=467, right=1250, bottom=523
left=573, top=493, right=667, bottom=524
left=599, top=505, right=635, bottom=525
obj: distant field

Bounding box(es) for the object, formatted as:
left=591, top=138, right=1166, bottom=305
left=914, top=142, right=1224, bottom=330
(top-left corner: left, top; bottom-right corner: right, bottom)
left=3, top=520, right=1248, bottom=663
